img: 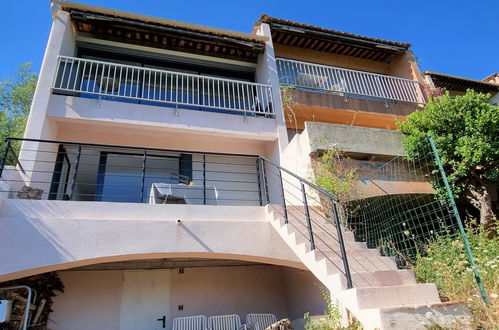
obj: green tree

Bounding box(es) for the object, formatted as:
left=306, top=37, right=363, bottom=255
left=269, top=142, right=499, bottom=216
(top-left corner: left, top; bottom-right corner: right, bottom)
left=398, top=90, right=499, bottom=234
left=0, top=62, right=38, bottom=153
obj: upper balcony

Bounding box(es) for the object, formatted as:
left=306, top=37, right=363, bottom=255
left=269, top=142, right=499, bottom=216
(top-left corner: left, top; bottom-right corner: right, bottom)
left=31, top=2, right=280, bottom=144
left=277, top=58, right=425, bottom=105
left=53, top=56, right=274, bottom=118
left=258, top=15, right=426, bottom=130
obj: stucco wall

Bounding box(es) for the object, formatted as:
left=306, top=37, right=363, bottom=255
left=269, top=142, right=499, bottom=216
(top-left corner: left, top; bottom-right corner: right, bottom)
left=274, top=45, right=423, bottom=83
left=0, top=200, right=303, bottom=281
left=285, top=89, right=422, bottom=130
left=49, top=270, right=123, bottom=330
left=388, top=51, right=425, bottom=82
left=47, top=95, right=278, bottom=142
left=54, top=121, right=271, bottom=157
left=0, top=166, right=27, bottom=199
left=274, top=45, right=391, bottom=76
left=305, top=122, right=405, bottom=157
left=169, top=265, right=288, bottom=320
left=281, top=267, right=327, bottom=320
left=48, top=266, right=326, bottom=330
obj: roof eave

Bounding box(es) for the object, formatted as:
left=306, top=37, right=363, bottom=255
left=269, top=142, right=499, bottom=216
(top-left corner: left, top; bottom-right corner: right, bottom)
left=425, top=71, right=499, bottom=89
left=258, top=14, right=410, bottom=50
left=54, top=1, right=268, bottom=44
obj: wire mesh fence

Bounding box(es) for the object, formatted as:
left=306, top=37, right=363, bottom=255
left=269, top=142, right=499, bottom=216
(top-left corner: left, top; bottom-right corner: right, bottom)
left=343, top=136, right=459, bottom=263
left=338, top=135, right=488, bottom=303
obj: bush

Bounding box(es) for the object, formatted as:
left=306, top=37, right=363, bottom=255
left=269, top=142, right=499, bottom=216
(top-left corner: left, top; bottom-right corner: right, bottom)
left=413, top=219, right=499, bottom=327
left=304, top=287, right=361, bottom=330
left=312, top=148, right=359, bottom=202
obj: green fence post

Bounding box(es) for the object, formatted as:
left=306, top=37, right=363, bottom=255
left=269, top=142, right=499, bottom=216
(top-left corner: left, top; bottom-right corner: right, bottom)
left=427, top=134, right=489, bottom=306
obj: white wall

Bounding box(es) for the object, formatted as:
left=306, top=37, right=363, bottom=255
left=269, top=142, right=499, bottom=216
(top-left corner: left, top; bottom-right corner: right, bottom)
left=48, top=265, right=326, bottom=330
left=0, top=166, right=28, bottom=199
left=20, top=10, right=75, bottom=194
left=169, top=265, right=288, bottom=321
left=281, top=267, right=327, bottom=320
left=48, top=270, right=123, bottom=330
left=0, top=200, right=303, bottom=281
left=490, top=92, right=499, bottom=106
left=47, top=95, right=278, bottom=142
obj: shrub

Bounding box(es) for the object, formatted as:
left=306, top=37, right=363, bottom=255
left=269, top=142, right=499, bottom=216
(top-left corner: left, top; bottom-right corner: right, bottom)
left=312, top=148, right=359, bottom=202
left=304, top=287, right=361, bottom=330
left=413, top=219, right=499, bottom=327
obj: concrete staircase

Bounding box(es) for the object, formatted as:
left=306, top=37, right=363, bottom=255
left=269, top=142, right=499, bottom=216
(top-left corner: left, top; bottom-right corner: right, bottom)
left=266, top=206, right=471, bottom=329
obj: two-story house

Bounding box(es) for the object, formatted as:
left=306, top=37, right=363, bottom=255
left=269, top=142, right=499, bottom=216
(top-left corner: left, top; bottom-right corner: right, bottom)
left=0, top=2, right=470, bottom=330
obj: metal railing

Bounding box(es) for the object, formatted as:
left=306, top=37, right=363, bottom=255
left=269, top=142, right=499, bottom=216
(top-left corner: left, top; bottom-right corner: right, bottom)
left=276, top=57, right=426, bottom=104
left=0, top=137, right=354, bottom=288
left=53, top=56, right=274, bottom=116
left=259, top=156, right=353, bottom=289
left=0, top=138, right=262, bottom=206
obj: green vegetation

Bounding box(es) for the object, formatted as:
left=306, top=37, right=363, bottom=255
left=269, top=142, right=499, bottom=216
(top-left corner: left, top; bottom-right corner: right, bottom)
left=312, top=148, right=358, bottom=202
left=304, top=287, right=361, bottom=330
left=413, top=219, right=499, bottom=327
left=398, top=90, right=499, bottom=234
left=0, top=62, right=38, bottom=153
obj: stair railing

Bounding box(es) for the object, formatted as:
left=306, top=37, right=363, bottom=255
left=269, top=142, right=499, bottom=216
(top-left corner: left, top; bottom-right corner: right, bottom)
left=259, top=156, right=353, bottom=289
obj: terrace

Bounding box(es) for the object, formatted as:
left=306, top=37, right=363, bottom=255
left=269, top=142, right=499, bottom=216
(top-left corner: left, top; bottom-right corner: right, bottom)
left=277, top=58, right=425, bottom=104
left=53, top=56, right=274, bottom=118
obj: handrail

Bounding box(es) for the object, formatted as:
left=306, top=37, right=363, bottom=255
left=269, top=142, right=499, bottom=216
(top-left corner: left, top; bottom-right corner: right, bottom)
left=57, top=56, right=273, bottom=88
left=52, top=56, right=275, bottom=116
left=276, top=57, right=426, bottom=104
left=1, top=137, right=352, bottom=288
left=280, top=57, right=421, bottom=83
left=258, top=155, right=339, bottom=201
left=0, top=138, right=262, bottom=206
left=258, top=155, right=353, bottom=289
left=6, top=137, right=260, bottom=158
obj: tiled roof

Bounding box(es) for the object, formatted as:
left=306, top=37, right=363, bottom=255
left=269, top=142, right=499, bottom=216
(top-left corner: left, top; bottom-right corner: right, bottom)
left=258, top=14, right=410, bottom=49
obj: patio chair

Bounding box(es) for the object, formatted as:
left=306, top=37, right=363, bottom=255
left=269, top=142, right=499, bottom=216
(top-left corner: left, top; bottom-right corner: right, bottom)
left=172, top=315, right=207, bottom=330
left=245, top=314, right=277, bottom=330
left=207, top=314, right=246, bottom=330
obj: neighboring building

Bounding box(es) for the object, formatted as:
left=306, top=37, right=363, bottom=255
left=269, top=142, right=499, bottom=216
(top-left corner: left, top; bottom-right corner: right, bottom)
left=424, top=71, right=499, bottom=105
left=483, top=72, right=499, bottom=84
left=0, top=2, right=470, bottom=330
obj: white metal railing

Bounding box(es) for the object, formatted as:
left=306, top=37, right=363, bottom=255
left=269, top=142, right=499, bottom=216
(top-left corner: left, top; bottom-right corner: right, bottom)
left=53, top=56, right=274, bottom=116
left=276, top=58, right=426, bottom=104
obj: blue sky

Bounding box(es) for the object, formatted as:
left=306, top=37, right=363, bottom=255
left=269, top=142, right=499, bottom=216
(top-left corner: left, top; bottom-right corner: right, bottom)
left=1, top=0, right=497, bottom=80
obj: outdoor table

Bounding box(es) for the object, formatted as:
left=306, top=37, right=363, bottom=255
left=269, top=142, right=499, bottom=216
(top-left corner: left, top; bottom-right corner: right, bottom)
left=149, top=183, right=218, bottom=205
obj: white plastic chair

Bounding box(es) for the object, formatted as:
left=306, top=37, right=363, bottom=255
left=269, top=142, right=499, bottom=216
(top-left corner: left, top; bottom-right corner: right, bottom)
left=245, top=314, right=277, bottom=330
left=172, top=315, right=208, bottom=330
left=207, top=314, right=246, bottom=330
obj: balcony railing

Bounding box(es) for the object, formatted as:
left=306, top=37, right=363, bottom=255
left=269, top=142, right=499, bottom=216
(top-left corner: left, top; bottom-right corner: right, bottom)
left=276, top=58, right=426, bottom=104
left=53, top=56, right=274, bottom=116
left=0, top=137, right=354, bottom=288
left=0, top=138, right=264, bottom=206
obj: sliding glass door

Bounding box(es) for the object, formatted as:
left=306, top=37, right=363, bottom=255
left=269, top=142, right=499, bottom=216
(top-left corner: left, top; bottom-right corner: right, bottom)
left=96, top=152, right=180, bottom=203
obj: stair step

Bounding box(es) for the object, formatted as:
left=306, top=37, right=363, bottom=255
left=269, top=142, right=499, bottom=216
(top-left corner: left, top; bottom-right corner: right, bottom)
left=267, top=205, right=468, bottom=329
left=319, top=248, right=380, bottom=258
left=342, top=283, right=441, bottom=310
left=287, top=226, right=366, bottom=250
left=279, top=217, right=355, bottom=238
left=377, top=301, right=471, bottom=329
left=352, top=270, right=417, bottom=288
left=333, top=270, right=417, bottom=289
left=318, top=254, right=398, bottom=274
left=327, top=270, right=417, bottom=291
